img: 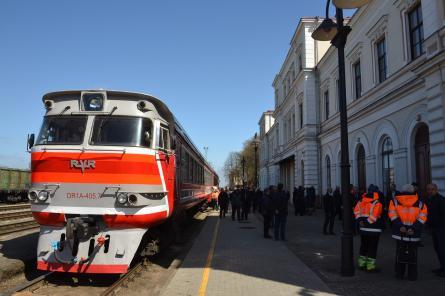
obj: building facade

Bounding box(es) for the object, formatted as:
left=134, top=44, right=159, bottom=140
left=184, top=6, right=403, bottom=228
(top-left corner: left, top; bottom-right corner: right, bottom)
left=259, top=0, right=445, bottom=197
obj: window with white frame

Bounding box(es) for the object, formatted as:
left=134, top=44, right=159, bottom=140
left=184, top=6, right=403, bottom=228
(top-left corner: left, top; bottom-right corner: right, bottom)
left=324, top=90, right=329, bottom=121
left=376, top=38, right=387, bottom=83
left=299, top=103, right=303, bottom=128
left=298, top=55, right=303, bottom=71
left=353, top=60, right=362, bottom=99
left=408, top=3, right=424, bottom=60
left=326, top=156, right=331, bottom=189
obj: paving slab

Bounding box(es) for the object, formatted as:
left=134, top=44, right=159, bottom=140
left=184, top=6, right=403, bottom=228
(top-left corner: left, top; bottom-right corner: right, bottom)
left=284, top=209, right=445, bottom=296
left=162, top=212, right=335, bottom=296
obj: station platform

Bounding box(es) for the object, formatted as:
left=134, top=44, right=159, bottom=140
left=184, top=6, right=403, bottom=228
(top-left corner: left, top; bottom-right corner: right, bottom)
left=162, top=212, right=334, bottom=296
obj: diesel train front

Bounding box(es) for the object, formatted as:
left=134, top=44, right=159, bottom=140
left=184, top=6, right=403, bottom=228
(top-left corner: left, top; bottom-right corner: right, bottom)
left=28, top=90, right=213, bottom=273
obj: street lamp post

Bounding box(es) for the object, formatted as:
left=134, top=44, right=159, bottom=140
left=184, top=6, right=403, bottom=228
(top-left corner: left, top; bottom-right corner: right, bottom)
left=253, top=133, right=260, bottom=189
left=312, top=0, right=370, bottom=277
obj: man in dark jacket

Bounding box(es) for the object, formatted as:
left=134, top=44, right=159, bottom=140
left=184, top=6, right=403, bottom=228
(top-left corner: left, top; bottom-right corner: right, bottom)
left=333, top=186, right=342, bottom=221
left=323, top=187, right=336, bottom=235
left=230, top=189, right=241, bottom=221
left=306, top=186, right=316, bottom=215
left=427, top=183, right=445, bottom=277
left=272, top=183, right=289, bottom=241
left=253, top=188, right=262, bottom=213
left=218, top=188, right=229, bottom=219
left=292, top=187, right=298, bottom=216
left=241, top=188, right=252, bottom=220
left=261, top=187, right=273, bottom=238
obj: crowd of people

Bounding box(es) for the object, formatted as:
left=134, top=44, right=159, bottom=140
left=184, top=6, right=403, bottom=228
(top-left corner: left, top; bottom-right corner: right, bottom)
left=214, top=180, right=445, bottom=282
left=348, top=182, right=445, bottom=281
left=216, top=184, right=289, bottom=241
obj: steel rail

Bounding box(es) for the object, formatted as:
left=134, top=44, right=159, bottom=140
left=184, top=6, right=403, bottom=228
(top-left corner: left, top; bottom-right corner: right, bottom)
left=100, top=260, right=149, bottom=296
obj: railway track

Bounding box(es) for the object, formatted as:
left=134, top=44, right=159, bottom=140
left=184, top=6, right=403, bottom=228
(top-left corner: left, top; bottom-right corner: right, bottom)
left=2, top=209, right=210, bottom=296
left=4, top=261, right=149, bottom=296
left=0, top=203, right=38, bottom=236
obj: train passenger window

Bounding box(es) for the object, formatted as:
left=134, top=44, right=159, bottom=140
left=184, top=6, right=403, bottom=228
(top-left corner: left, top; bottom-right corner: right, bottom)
left=90, top=116, right=153, bottom=147
left=37, top=116, right=87, bottom=145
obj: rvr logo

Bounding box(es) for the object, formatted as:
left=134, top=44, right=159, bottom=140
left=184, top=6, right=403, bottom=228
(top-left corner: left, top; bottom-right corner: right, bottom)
left=70, top=160, right=96, bottom=173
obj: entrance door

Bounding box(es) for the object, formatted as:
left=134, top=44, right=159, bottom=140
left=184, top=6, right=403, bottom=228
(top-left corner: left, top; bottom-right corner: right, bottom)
left=357, top=145, right=366, bottom=193
left=414, top=124, right=431, bottom=198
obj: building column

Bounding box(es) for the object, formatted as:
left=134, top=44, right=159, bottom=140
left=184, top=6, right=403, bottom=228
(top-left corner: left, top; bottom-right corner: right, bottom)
left=425, top=66, right=445, bottom=193
left=394, top=148, right=408, bottom=188
left=366, top=155, right=376, bottom=187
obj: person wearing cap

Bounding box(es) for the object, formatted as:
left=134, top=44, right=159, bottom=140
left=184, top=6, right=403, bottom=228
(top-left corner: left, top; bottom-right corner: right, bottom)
left=354, top=184, right=383, bottom=272
left=388, top=184, right=428, bottom=281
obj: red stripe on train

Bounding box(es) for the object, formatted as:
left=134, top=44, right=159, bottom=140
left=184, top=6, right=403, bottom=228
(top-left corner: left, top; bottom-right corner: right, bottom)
left=32, top=211, right=168, bottom=229
left=31, top=152, right=162, bottom=184
left=37, top=261, right=128, bottom=274
left=32, top=212, right=66, bottom=226
left=103, top=211, right=168, bottom=228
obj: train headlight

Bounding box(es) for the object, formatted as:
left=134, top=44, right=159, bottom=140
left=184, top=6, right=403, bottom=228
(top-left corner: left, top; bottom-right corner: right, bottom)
left=128, top=194, right=138, bottom=205
left=28, top=191, right=38, bottom=201
left=117, top=192, right=128, bottom=204
left=82, top=93, right=104, bottom=111
left=37, top=191, right=49, bottom=202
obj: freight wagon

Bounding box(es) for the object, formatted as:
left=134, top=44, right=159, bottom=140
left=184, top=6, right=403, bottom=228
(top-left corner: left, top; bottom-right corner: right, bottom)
left=0, top=167, right=30, bottom=203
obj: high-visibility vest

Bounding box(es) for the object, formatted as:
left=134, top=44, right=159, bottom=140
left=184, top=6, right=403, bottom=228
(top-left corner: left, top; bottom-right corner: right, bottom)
left=354, top=192, right=383, bottom=233
left=388, top=193, right=427, bottom=241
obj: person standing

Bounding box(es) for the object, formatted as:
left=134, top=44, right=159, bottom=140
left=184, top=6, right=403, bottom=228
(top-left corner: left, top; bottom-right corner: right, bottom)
left=292, top=187, right=299, bottom=216
left=272, top=183, right=289, bottom=241
left=323, top=187, right=336, bottom=235
left=426, top=183, right=445, bottom=277
left=333, top=186, right=342, bottom=221
left=261, top=187, right=273, bottom=239
left=230, top=189, right=241, bottom=221
left=218, top=188, right=229, bottom=219
left=354, top=185, right=383, bottom=272
left=389, top=184, right=428, bottom=281
left=253, top=188, right=262, bottom=213
left=241, top=188, right=251, bottom=220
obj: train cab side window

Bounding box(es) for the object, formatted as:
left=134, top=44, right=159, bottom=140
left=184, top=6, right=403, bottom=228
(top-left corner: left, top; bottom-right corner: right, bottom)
left=158, top=126, right=170, bottom=150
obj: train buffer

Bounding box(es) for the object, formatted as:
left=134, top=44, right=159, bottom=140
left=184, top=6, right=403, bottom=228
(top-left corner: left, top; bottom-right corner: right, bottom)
left=162, top=212, right=335, bottom=296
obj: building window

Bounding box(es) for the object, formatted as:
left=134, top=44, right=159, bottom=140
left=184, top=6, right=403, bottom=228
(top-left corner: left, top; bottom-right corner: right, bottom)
left=299, top=103, right=303, bottom=128
left=353, top=60, right=362, bottom=99
left=382, top=137, right=394, bottom=196
left=326, top=156, right=331, bottom=189
left=408, top=4, right=424, bottom=59
left=336, top=79, right=340, bottom=111
left=299, top=55, right=303, bottom=71
left=324, top=91, right=329, bottom=120
left=376, top=38, right=387, bottom=83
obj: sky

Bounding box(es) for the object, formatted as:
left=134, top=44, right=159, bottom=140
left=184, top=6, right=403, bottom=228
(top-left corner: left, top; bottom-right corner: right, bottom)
left=0, top=0, right=347, bottom=185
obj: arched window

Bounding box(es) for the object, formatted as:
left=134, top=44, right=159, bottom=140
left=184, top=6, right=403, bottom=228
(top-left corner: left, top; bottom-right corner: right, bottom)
left=382, top=137, right=394, bottom=196
left=326, top=156, right=331, bottom=189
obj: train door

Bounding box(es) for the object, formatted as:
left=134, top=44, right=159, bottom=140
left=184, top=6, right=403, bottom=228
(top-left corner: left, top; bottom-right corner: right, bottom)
left=157, top=124, right=176, bottom=216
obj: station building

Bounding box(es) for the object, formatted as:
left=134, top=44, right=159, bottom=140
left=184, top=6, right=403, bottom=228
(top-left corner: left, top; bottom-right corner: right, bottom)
left=259, top=0, right=445, bottom=197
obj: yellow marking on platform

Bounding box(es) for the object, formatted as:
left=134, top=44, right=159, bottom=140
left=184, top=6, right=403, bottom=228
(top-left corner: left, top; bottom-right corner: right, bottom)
left=198, top=218, right=220, bottom=296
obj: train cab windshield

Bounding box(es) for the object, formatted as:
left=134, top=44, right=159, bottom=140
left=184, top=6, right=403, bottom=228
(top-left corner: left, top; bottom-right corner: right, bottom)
left=36, top=116, right=87, bottom=145
left=90, top=116, right=153, bottom=147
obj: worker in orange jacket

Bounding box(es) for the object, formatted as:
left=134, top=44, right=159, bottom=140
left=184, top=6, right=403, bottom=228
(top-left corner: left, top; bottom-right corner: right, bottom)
left=354, top=185, right=383, bottom=272
left=388, top=184, right=428, bottom=281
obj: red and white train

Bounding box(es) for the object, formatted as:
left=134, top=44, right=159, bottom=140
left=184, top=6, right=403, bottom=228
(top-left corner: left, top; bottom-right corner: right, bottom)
left=27, top=90, right=218, bottom=274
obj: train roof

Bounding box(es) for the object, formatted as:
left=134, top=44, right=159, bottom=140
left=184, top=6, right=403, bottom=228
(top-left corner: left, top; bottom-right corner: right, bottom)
left=42, top=90, right=218, bottom=176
